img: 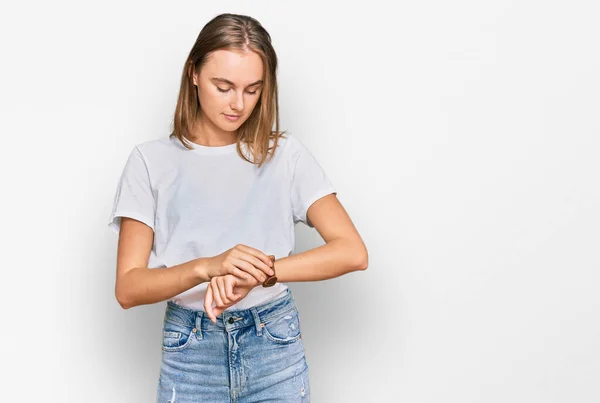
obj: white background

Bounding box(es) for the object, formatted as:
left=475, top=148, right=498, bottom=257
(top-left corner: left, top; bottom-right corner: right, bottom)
left=1, top=1, right=599, bottom=402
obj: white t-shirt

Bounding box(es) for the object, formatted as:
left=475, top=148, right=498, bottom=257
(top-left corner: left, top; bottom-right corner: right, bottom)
left=108, top=133, right=336, bottom=311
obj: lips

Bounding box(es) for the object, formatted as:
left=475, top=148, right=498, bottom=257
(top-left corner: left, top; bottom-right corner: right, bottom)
left=224, top=113, right=242, bottom=122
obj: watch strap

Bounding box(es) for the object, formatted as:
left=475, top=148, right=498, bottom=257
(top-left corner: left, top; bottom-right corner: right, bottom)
left=262, top=255, right=277, bottom=287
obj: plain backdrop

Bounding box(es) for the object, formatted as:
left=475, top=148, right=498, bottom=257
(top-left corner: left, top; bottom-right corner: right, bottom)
left=1, top=1, right=599, bottom=402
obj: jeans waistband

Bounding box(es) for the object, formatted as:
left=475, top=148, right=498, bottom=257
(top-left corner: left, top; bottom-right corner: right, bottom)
left=164, top=288, right=297, bottom=333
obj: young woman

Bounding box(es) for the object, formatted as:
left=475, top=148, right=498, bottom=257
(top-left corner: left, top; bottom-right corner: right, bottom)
left=108, top=13, right=368, bottom=402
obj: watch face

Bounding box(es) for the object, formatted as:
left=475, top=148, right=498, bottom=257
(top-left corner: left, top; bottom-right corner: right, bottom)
left=263, top=276, right=278, bottom=287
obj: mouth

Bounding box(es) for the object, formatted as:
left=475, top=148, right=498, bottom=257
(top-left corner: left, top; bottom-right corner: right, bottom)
left=223, top=113, right=242, bottom=121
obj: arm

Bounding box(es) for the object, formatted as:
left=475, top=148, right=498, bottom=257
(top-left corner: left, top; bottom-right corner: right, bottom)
left=114, top=217, right=210, bottom=309
left=276, top=193, right=368, bottom=282
left=203, top=193, right=369, bottom=315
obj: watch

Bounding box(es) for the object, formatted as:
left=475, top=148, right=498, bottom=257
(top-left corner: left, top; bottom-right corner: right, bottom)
left=262, top=255, right=278, bottom=287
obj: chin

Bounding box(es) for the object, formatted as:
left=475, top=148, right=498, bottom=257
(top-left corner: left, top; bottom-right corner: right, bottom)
left=224, top=119, right=247, bottom=128
left=218, top=122, right=243, bottom=132
left=210, top=119, right=238, bottom=132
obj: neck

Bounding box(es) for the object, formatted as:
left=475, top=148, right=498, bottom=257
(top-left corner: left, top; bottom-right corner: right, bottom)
left=189, top=113, right=237, bottom=146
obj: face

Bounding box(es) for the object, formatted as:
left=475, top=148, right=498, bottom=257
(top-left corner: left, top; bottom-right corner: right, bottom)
left=192, top=49, right=264, bottom=133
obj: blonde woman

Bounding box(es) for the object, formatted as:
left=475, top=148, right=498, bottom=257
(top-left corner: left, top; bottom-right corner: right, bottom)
left=108, top=13, right=368, bottom=402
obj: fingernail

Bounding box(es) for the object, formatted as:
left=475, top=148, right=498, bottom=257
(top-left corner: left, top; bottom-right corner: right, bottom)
left=269, top=270, right=274, bottom=275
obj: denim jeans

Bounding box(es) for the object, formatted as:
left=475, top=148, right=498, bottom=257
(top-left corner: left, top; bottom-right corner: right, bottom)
left=156, top=288, right=310, bottom=402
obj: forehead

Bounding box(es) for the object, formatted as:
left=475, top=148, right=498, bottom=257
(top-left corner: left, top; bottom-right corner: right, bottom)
left=201, top=49, right=264, bottom=85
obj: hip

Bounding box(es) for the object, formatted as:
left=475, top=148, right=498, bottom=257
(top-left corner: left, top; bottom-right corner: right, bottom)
left=157, top=288, right=310, bottom=402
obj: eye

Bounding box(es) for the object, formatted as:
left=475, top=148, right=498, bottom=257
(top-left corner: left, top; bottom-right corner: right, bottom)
left=217, top=87, right=259, bottom=95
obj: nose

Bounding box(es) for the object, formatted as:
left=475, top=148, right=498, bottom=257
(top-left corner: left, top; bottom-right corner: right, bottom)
left=230, top=90, right=244, bottom=113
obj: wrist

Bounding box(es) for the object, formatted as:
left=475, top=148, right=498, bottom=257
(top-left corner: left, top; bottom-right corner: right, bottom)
left=193, top=257, right=211, bottom=283
left=262, top=255, right=278, bottom=287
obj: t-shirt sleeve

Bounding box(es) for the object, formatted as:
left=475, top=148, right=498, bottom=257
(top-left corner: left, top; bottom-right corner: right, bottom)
left=290, top=138, right=337, bottom=228
left=108, top=146, right=156, bottom=234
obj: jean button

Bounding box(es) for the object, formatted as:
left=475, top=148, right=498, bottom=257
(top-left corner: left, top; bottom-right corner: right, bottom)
left=228, top=317, right=234, bottom=324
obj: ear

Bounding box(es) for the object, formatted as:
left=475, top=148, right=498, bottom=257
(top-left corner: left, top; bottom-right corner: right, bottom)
left=188, top=61, right=198, bottom=86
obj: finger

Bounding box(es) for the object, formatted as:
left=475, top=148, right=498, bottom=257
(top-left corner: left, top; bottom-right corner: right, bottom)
left=233, top=269, right=259, bottom=288
left=211, top=278, right=225, bottom=308
left=245, top=254, right=274, bottom=276
left=230, top=248, right=271, bottom=277
left=204, top=284, right=216, bottom=323
left=230, top=258, right=267, bottom=283
left=231, top=276, right=253, bottom=297
left=225, top=276, right=239, bottom=299
left=230, top=265, right=251, bottom=281
left=233, top=245, right=273, bottom=271
left=216, top=277, right=229, bottom=305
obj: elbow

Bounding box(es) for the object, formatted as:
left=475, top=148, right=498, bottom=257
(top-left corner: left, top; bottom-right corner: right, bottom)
left=115, top=284, right=133, bottom=310
left=352, top=245, right=369, bottom=271
left=355, top=254, right=368, bottom=271
left=116, top=293, right=132, bottom=310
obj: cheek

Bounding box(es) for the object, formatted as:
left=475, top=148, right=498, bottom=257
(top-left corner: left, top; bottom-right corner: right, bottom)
left=197, top=88, right=226, bottom=112
left=247, top=95, right=261, bottom=111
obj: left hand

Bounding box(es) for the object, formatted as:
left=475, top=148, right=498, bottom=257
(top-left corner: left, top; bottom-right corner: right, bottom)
left=204, top=273, right=261, bottom=323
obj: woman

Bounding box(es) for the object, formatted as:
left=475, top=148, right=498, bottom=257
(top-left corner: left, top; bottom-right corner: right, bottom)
left=108, top=13, right=368, bottom=402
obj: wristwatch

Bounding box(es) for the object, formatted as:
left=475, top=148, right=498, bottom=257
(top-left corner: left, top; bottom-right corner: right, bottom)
left=262, top=255, right=278, bottom=287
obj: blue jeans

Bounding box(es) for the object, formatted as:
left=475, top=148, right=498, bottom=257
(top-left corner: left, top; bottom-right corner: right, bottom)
left=156, top=288, right=311, bottom=402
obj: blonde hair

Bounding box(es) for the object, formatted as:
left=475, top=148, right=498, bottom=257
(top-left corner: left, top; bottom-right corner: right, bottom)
left=169, top=13, right=285, bottom=167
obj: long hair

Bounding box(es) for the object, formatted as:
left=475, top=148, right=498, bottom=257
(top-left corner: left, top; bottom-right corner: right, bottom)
left=169, top=13, right=285, bottom=167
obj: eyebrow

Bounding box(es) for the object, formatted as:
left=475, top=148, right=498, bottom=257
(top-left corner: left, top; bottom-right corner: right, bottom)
left=210, top=77, right=264, bottom=87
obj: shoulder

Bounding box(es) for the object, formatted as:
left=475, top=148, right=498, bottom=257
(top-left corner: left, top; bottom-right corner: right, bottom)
left=131, top=136, right=181, bottom=162
left=277, top=132, right=310, bottom=159
left=135, top=136, right=174, bottom=153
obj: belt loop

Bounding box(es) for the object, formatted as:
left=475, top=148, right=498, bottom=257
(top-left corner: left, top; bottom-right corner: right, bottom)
left=250, top=307, right=263, bottom=336
left=195, top=312, right=203, bottom=340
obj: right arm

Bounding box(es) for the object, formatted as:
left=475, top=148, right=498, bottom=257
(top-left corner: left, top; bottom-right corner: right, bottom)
left=114, top=217, right=274, bottom=309
left=114, top=217, right=210, bottom=309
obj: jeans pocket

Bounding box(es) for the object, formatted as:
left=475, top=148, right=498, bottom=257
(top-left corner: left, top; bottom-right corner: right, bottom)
left=262, top=309, right=302, bottom=345
left=161, top=320, right=196, bottom=352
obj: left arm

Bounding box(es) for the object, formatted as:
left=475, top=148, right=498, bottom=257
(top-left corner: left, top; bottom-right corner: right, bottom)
left=275, top=193, right=368, bottom=282
left=204, top=193, right=368, bottom=321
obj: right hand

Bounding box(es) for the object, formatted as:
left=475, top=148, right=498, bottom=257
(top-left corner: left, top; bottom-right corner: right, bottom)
left=205, top=244, right=274, bottom=283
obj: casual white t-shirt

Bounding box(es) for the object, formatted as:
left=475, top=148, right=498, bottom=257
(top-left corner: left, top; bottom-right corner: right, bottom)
left=108, top=133, right=336, bottom=311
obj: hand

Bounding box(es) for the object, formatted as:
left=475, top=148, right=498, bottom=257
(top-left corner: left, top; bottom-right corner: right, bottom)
left=205, top=244, right=274, bottom=284
left=204, top=273, right=262, bottom=323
